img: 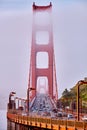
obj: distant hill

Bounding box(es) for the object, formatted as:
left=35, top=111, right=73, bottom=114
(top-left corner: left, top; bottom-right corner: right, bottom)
left=59, top=79, right=87, bottom=108
left=70, top=83, right=87, bottom=101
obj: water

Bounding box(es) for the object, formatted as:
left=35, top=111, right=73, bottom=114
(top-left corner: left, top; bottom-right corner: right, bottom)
left=0, top=110, right=7, bottom=130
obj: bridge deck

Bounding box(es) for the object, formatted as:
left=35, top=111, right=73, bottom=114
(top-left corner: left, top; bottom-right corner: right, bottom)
left=7, top=111, right=87, bottom=130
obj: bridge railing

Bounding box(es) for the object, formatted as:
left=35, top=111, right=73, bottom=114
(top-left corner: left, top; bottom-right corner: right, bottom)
left=7, top=111, right=87, bottom=130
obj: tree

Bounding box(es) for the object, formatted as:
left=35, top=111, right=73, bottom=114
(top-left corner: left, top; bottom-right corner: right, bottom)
left=62, top=88, right=69, bottom=97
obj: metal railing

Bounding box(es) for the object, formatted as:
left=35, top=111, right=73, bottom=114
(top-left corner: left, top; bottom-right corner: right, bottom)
left=7, top=111, right=87, bottom=130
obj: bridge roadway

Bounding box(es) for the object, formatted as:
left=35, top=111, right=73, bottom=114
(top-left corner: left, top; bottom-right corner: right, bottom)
left=30, top=94, right=57, bottom=114
left=7, top=94, right=87, bottom=130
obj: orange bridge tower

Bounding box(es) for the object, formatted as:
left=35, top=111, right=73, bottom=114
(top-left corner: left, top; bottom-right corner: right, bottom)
left=28, top=2, right=58, bottom=101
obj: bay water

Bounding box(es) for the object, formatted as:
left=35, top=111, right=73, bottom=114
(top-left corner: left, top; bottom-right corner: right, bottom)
left=0, top=110, right=7, bottom=130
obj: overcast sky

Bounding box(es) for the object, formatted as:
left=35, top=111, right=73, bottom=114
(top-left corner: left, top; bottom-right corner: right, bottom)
left=0, top=0, right=87, bottom=108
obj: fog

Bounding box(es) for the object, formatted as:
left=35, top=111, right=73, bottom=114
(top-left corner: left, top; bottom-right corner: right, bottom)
left=0, top=0, right=87, bottom=109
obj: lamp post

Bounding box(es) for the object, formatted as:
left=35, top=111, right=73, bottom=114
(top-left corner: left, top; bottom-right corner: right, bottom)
left=77, top=80, right=87, bottom=121
left=8, top=91, right=16, bottom=110
left=9, top=92, right=16, bottom=102
left=27, top=87, right=35, bottom=115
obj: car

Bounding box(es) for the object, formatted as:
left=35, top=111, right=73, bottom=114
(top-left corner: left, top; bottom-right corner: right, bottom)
left=56, top=112, right=62, bottom=117
left=82, top=115, right=87, bottom=121
left=22, top=112, right=27, bottom=116
left=67, top=114, right=75, bottom=120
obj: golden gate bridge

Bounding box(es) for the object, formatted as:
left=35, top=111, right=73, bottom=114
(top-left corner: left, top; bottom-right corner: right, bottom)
left=7, top=3, right=87, bottom=130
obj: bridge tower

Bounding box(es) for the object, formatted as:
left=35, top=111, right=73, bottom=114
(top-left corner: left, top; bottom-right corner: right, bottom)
left=28, top=2, right=58, bottom=101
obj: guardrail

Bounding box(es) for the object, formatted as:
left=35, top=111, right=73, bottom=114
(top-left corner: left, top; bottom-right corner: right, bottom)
left=7, top=111, right=87, bottom=130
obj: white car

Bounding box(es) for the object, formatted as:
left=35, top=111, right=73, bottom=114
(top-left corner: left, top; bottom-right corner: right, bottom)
left=82, top=116, right=87, bottom=121
left=67, top=114, right=75, bottom=120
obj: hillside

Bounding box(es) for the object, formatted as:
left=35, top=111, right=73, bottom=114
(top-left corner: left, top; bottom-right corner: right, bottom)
left=59, top=79, right=87, bottom=108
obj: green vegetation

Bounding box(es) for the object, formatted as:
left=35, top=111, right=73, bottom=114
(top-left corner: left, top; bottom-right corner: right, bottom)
left=59, top=82, right=87, bottom=109
left=61, top=83, right=87, bottom=100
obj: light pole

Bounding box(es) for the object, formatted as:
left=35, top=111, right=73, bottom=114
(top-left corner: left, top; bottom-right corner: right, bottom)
left=9, top=92, right=16, bottom=102
left=8, top=91, right=16, bottom=110
left=27, top=87, right=35, bottom=115
left=77, top=80, right=87, bottom=121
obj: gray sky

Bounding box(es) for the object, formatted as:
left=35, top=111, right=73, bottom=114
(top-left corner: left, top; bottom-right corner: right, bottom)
left=0, top=0, right=87, bottom=108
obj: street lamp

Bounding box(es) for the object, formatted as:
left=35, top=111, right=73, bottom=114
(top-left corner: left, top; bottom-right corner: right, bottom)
left=9, top=92, right=16, bottom=102
left=27, top=87, right=35, bottom=114
left=77, top=80, right=87, bottom=121
left=8, top=91, right=16, bottom=110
